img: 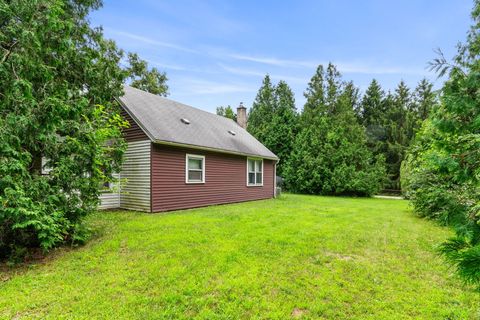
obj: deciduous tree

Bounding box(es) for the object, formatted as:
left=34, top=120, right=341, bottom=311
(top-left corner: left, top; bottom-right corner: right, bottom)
left=126, top=52, right=168, bottom=96
left=216, top=105, right=236, bottom=121
left=0, top=0, right=167, bottom=260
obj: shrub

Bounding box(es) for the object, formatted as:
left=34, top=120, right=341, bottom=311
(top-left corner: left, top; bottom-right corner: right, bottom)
left=0, top=1, right=127, bottom=260
left=403, top=0, right=480, bottom=283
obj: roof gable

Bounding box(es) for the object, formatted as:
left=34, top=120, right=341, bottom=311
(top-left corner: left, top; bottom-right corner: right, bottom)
left=118, top=86, right=278, bottom=160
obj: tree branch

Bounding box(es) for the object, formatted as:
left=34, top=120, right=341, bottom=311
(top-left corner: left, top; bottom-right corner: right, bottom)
left=1, top=40, right=18, bottom=64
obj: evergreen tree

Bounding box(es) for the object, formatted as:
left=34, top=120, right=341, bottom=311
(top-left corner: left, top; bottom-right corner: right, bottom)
left=360, top=79, right=385, bottom=126
left=359, top=78, right=435, bottom=191
left=264, top=81, right=298, bottom=176
left=360, top=79, right=387, bottom=156
left=216, top=105, right=236, bottom=121
left=404, top=0, right=480, bottom=284
left=285, top=64, right=385, bottom=196
left=302, top=65, right=325, bottom=122
left=0, top=0, right=168, bottom=259
left=412, top=78, right=436, bottom=121
left=247, top=75, right=276, bottom=143
left=382, top=81, right=412, bottom=189
left=325, top=63, right=342, bottom=113
left=247, top=77, right=298, bottom=176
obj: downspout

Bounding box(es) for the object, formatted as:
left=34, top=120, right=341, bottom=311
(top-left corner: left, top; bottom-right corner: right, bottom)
left=274, top=159, right=279, bottom=198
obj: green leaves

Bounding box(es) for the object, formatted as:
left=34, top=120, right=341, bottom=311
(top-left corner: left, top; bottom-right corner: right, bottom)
left=247, top=76, right=298, bottom=176
left=216, top=105, right=237, bottom=121
left=0, top=0, right=141, bottom=260
left=404, top=0, right=480, bottom=285
left=285, top=64, right=385, bottom=196
left=359, top=78, right=437, bottom=190
left=126, top=52, right=169, bottom=96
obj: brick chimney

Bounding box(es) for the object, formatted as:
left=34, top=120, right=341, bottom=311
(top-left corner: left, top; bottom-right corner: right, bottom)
left=236, top=102, right=247, bottom=129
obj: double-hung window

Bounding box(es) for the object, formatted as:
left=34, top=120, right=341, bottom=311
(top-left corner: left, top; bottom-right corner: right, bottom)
left=247, top=158, right=263, bottom=186
left=186, top=154, right=205, bottom=183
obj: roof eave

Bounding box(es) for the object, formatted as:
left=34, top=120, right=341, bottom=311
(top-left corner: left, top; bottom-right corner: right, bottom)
left=153, top=140, right=279, bottom=161
left=116, top=96, right=156, bottom=141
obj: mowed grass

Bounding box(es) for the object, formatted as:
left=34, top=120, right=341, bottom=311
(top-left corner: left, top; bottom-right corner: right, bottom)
left=1, top=195, right=479, bottom=319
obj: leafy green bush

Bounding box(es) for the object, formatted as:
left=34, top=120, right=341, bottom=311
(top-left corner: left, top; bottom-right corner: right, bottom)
left=403, top=0, right=480, bottom=285
left=0, top=0, right=167, bottom=261
left=0, top=1, right=128, bottom=260
left=404, top=132, right=480, bottom=283
left=285, top=124, right=385, bottom=196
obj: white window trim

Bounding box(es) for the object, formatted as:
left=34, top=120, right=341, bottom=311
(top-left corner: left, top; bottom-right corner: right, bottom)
left=185, top=154, right=205, bottom=184
left=246, top=158, right=263, bottom=187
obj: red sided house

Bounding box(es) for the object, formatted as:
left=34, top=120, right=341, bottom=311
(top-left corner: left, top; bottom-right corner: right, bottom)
left=99, top=86, right=278, bottom=212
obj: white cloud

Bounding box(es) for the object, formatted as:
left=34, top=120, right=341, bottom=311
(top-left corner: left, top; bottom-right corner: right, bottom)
left=219, top=64, right=265, bottom=77
left=336, top=63, right=430, bottom=76
left=141, top=0, right=247, bottom=36
left=104, top=30, right=431, bottom=77
left=176, top=78, right=255, bottom=95
left=219, top=64, right=308, bottom=84
left=229, top=54, right=316, bottom=68
left=229, top=53, right=430, bottom=76
left=149, top=61, right=187, bottom=71
left=108, top=29, right=198, bottom=54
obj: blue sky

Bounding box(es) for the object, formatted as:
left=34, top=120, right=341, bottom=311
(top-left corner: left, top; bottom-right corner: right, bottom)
left=90, top=0, right=472, bottom=113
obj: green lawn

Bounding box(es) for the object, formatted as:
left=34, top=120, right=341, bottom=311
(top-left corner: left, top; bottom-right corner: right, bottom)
left=1, top=194, right=479, bottom=319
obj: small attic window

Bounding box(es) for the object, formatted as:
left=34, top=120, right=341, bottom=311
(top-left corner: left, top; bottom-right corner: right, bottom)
left=228, top=130, right=236, bottom=136
left=180, top=118, right=190, bottom=125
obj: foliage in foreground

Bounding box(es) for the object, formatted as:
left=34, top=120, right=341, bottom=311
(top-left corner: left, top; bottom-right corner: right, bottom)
left=402, top=0, right=480, bottom=285
left=0, top=0, right=167, bottom=260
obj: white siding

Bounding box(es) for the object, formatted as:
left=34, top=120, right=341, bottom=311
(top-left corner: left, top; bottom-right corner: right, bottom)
left=120, top=140, right=151, bottom=211
left=99, top=173, right=120, bottom=209
left=41, top=157, right=52, bottom=175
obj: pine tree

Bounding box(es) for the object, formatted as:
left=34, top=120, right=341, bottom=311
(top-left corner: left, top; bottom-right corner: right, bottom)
left=247, top=77, right=298, bottom=176
left=325, top=63, right=342, bottom=113
left=413, top=78, right=436, bottom=121
left=247, top=75, right=275, bottom=143
left=285, top=64, right=385, bottom=196
left=360, top=79, right=385, bottom=125
left=302, top=65, right=325, bottom=122
left=382, top=81, right=413, bottom=190
left=360, top=79, right=387, bottom=156
left=264, top=81, right=298, bottom=176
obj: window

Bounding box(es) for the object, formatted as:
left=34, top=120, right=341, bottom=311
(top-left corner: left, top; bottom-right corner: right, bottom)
left=186, top=154, right=205, bottom=183
left=100, top=168, right=115, bottom=192
left=102, top=181, right=113, bottom=192
left=41, top=157, right=52, bottom=175
left=247, top=158, right=263, bottom=186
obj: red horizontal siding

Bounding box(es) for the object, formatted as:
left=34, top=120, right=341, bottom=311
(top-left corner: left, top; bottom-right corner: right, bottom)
left=151, top=144, right=274, bottom=212
left=121, top=109, right=149, bottom=142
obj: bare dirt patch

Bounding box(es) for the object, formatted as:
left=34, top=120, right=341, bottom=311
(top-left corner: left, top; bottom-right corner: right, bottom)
left=291, top=308, right=308, bottom=318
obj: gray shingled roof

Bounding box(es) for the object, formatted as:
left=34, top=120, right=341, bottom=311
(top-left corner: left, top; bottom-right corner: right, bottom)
left=118, top=86, right=278, bottom=160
